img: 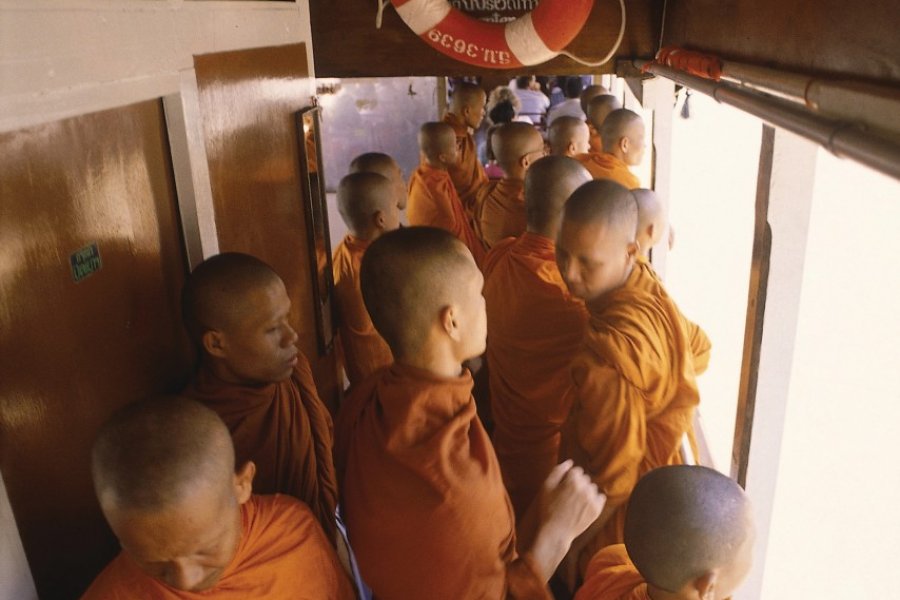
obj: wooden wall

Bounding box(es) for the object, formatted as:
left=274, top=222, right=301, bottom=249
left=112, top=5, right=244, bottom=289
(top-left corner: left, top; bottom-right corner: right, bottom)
left=310, top=0, right=661, bottom=77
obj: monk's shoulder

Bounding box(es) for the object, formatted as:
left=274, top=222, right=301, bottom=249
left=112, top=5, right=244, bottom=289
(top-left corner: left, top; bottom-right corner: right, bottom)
left=578, top=544, right=649, bottom=600
left=80, top=553, right=155, bottom=600
left=482, top=236, right=517, bottom=277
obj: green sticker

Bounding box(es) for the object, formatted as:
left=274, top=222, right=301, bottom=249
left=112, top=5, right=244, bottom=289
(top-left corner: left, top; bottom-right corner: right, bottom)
left=70, top=243, right=102, bottom=283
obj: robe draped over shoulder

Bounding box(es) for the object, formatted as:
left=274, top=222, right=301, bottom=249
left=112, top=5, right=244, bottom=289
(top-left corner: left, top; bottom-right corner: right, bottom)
left=561, top=260, right=711, bottom=574
left=81, top=495, right=354, bottom=600
left=482, top=233, right=588, bottom=521
left=444, top=112, right=488, bottom=216
left=576, top=152, right=640, bottom=189
left=335, top=363, right=551, bottom=600
left=476, top=178, right=527, bottom=250
left=407, top=163, right=487, bottom=267
left=332, top=235, right=393, bottom=386
left=574, top=544, right=650, bottom=600
left=182, top=357, right=339, bottom=543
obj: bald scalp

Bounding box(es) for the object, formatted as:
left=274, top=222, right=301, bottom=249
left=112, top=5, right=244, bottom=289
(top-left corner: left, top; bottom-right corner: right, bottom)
left=419, top=121, right=456, bottom=163
left=361, top=227, right=473, bottom=357
left=525, top=156, right=591, bottom=233
left=451, top=82, right=486, bottom=113
left=586, top=94, right=622, bottom=131
left=92, top=396, right=235, bottom=512
left=548, top=116, right=589, bottom=156
left=181, top=253, right=282, bottom=345
left=337, top=172, right=394, bottom=235
left=600, top=108, right=643, bottom=153
left=563, top=179, right=638, bottom=242
left=580, top=84, right=610, bottom=115
left=491, top=122, right=543, bottom=172
left=349, top=152, right=398, bottom=179
left=633, top=188, right=665, bottom=250
left=625, top=466, right=753, bottom=592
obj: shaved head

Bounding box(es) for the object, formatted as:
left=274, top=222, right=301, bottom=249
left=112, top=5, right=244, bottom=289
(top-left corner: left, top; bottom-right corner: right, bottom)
left=349, top=152, right=407, bottom=210
left=633, top=188, right=666, bottom=255
left=548, top=116, right=590, bottom=157
left=181, top=253, right=281, bottom=344
left=563, top=179, right=638, bottom=240
left=419, top=121, right=457, bottom=164
left=600, top=108, right=645, bottom=160
left=451, top=82, right=487, bottom=129
left=92, top=396, right=235, bottom=512
left=360, top=227, right=477, bottom=358
left=525, top=156, right=591, bottom=236
left=625, top=466, right=754, bottom=595
left=337, top=171, right=397, bottom=237
left=586, top=94, right=622, bottom=131
left=580, top=84, right=610, bottom=115
left=491, top=122, right=544, bottom=173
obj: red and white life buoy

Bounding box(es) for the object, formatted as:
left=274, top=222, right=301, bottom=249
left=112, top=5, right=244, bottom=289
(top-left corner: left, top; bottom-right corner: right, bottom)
left=390, top=0, right=595, bottom=69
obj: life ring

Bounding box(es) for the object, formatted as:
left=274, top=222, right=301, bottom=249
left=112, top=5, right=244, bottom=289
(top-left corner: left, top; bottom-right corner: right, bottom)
left=390, top=0, right=595, bottom=69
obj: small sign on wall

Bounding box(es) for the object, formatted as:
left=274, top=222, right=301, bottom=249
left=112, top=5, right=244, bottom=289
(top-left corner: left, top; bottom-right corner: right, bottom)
left=70, top=242, right=102, bottom=282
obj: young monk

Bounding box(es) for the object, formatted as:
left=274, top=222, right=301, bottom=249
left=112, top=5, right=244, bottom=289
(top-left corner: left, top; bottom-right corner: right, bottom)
left=82, top=396, right=353, bottom=599
left=348, top=151, right=408, bottom=211
left=576, top=466, right=754, bottom=600
left=632, top=188, right=667, bottom=258
left=444, top=81, right=489, bottom=215
left=548, top=116, right=591, bottom=158
left=180, top=253, right=338, bottom=543
left=333, top=172, right=399, bottom=387
left=578, top=108, right=645, bottom=189
left=482, top=156, right=591, bottom=523
left=579, top=85, right=611, bottom=153
left=475, top=122, right=545, bottom=248
left=555, top=180, right=711, bottom=583
left=335, top=226, right=606, bottom=599
left=407, top=121, right=486, bottom=266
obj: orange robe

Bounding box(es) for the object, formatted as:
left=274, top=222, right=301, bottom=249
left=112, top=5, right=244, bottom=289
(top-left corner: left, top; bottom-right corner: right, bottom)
left=576, top=152, right=640, bottom=189
left=476, top=178, right=527, bottom=249
left=561, top=259, right=711, bottom=575
left=444, top=112, right=488, bottom=216
left=575, top=545, right=649, bottom=600
left=332, top=235, right=393, bottom=386
left=482, top=233, right=588, bottom=521
left=587, top=123, right=603, bottom=154
left=407, top=163, right=487, bottom=267
left=81, top=494, right=354, bottom=600
left=182, top=357, right=339, bottom=543
left=335, top=363, right=552, bottom=600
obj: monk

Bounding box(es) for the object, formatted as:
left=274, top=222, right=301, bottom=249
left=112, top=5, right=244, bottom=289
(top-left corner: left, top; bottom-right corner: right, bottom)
left=548, top=116, right=591, bottom=158
left=180, top=253, right=338, bottom=544
left=579, top=85, right=613, bottom=153
left=576, top=466, right=755, bottom=600
left=335, top=226, right=606, bottom=599
left=444, top=81, right=488, bottom=215
left=555, top=181, right=711, bottom=584
left=632, top=188, right=667, bottom=258
left=407, top=121, right=486, bottom=266
left=82, top=396, right=353, bottom=599
left=475, top=122, right=545, bottom=248
left=578, top=109, right=645, bottom=189
left=333, top=172, right=399, bottom=386
left=348, top=151, right=408, bottom=211
left=482, top=156, right=591, bottom=524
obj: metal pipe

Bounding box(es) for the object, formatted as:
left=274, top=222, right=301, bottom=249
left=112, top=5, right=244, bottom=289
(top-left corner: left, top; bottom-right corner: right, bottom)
left=636, top=60, right=900, bottom=181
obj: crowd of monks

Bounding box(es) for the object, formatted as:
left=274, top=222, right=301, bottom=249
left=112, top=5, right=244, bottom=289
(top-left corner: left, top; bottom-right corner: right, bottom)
left=80, top=81, right=756, bottom=600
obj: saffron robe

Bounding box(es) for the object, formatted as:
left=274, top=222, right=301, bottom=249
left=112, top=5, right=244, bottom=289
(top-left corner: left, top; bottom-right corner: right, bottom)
left=335, top=363, right=551, bottom=600
left=332, top=235, right=393, bottom=386
left=444, top=112, right=488, bottom=216
left=482, top=233, right=589, bottom=521
left=81, top=495, right=354, bottom=600
left=476, top=178, right=527, bottom=249
left=407, top=163, right=487, bottom=267
left=576, top=152, right=640, bottom=189
left=574, top=545, right=649, bottom=600
left=182, top=357, right=339, bottom=543
left=561, top=259, right=711, bottom=575
left=587, top=123, right=603, bottom=154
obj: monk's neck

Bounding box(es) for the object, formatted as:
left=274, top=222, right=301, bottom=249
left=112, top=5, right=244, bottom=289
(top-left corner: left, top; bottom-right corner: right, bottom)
left=202, top=357, right=279, bottom=389
left=524, top=228, right=555, bottom=244
left=395, top=346, right=465, bottom=379
left=422, top=159, right=449, bottom=172
left=585, top=262, right=636, bottom=312
left=646, top=583, right=689, bottom=600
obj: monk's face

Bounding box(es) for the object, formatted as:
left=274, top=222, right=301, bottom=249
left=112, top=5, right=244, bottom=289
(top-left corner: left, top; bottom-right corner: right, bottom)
left=389, top=162, right=408, bottom=211
left=556, top=219, right=637, bottom=302
left=103, top=470, right=252, bottom=592
left=570, top=124, right=590, bottom=156
left=463, top=92, right=487, bottom=129
left=440, top=136, right=460, bottom=167
left=624, top=121, right=646, bottom=166
left=209, top=278, right=299, bottom=384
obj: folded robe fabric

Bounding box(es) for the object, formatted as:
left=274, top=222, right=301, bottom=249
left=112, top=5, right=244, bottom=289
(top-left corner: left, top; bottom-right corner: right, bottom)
left=81, top=495, right=354, bottom=600
left=407, top=163, right=487, bottom=267
left=482, top=233, right=588, bottom=521
left=574, top=544, right=650, bottom=600
left=335, top=363, right=551, bottom=600
left=182, top=357, right=339, bottom=544
left=476, top=178, right=527, bottom=250
left=444, top=112, right=489, bottom=216
left=561, top=259, right=711, bottom=575
left=332, top=235, right=393, bottom=386
left=576, top=152, right=640, bottom=189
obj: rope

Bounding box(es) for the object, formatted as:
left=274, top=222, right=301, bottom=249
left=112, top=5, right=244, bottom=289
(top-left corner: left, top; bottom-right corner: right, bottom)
left=644, top=46, right=723, bottom=81
left=375, top=0, right=390, bottom=29
left=559, top=0, right=627, bottom=67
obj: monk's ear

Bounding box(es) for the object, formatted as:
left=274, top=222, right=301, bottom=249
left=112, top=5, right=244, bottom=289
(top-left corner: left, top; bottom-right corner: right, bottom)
left=567, top=141, right=577, bottom=157
left=646, top=223, right=655, bottom=243
left=233, top=460, right=255, bottom=504
left=440, top=305, right=461, bottom=341
left=372, top=209, right=386, bottom=230
left=692, top=570, right=718, bottom=600
left=202, top=330, right=228, bottom=359
left=625, top=241, right=639, bottom=260
left=619, top=136, right=630, bottom=154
